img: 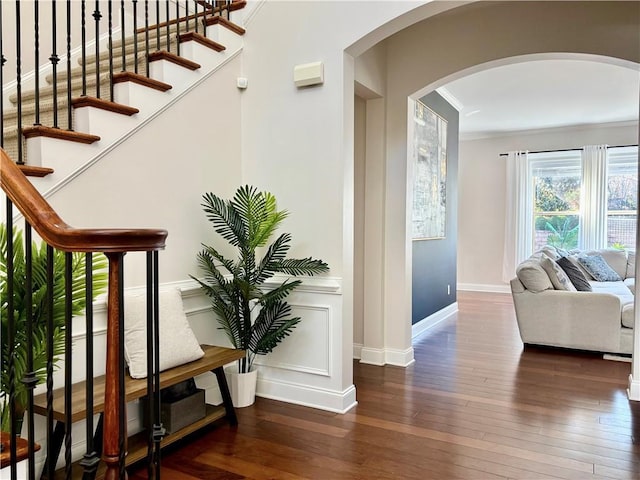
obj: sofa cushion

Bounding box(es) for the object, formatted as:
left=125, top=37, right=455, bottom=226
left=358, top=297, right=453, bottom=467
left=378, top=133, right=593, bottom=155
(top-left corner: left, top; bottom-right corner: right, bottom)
left=557, top=256, right=592, bottom=291
left=516, top=260, right=553, bottom=292
left=627, top=251, right=636, bottom=279
left=578, top=254, right=622, bottom=282
left=540, top=255, right=577, bottom=291
left=591, top=249, right=628, bottom=279
left=624, top=277, right=635, bottom=292
left=622, top=304, right=635, bottom=328
left=589, top=281, right=634, bottom=310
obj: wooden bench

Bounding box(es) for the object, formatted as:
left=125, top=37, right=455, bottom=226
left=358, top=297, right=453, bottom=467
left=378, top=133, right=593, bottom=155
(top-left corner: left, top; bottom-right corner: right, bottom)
left=33, top=345, right=245, bottom=479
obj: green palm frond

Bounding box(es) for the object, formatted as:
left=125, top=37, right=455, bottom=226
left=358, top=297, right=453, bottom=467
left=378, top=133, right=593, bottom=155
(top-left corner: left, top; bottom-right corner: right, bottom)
left=249, top=300, right=300, bottom=356
left=0, top=224, right=108, bottom=431
left=260, top=280, right=301, bottom=306
left=255, top=233, right=291, bottom=284
left=202, top=192, right=246, bottom=248
left=195, top=186, right=329, bottom=373
left=271, top=257, right=329, bottom=276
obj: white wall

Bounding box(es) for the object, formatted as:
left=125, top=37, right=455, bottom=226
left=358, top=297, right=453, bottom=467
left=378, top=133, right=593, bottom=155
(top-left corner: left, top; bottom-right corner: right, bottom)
left=46, top=55, right=243, bottom=287
left=237, top=0, right=428, bottom=410
left=458, top=122, right=639, bottom=291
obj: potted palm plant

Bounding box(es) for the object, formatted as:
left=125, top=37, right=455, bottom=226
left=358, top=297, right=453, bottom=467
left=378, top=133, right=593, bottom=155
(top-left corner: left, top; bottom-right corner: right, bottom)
left=192, top=185, right=329, bottom=407
left=0, top=224, right=107, bottom=432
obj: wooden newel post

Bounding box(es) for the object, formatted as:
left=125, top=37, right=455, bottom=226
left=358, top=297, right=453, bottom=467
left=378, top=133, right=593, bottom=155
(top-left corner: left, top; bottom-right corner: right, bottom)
left=103, top=253, right=127, bottom=480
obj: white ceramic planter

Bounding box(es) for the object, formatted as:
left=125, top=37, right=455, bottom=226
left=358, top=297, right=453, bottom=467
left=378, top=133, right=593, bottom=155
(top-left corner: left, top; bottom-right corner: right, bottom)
left=224, top=365, right=258, bottom=408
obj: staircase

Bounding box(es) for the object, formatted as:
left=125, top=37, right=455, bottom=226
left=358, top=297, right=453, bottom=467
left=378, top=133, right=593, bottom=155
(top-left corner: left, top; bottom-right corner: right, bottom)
left=1, top=0, right=246, bottom=194
left=1, top=1, right=246, bottom=478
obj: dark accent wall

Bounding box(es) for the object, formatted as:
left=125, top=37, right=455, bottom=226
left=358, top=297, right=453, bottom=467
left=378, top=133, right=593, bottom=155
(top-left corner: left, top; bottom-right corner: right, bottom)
left=412, top=91, right=459, bottom=324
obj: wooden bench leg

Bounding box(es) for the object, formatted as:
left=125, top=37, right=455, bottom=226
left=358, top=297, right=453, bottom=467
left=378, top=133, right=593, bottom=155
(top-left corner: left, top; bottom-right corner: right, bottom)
left=213, top=366, right=237, bottom=426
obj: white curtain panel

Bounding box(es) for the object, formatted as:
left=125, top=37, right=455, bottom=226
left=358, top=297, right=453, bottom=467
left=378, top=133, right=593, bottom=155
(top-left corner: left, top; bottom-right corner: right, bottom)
left=503, top=151, right=532, bottom=282
left=580, top=145, right=608, bottom=250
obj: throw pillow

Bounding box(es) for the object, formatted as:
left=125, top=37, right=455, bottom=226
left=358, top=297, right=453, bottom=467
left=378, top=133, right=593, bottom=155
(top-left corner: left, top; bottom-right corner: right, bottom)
left=577, top=254, right=622, bottom=282
left=540, top=255, right=577, bottom=291
left=124, top=288, right=204, bottom=379
left=516, top=260, right=553, bottom=292
left=557, top=256, right=592, bottom=291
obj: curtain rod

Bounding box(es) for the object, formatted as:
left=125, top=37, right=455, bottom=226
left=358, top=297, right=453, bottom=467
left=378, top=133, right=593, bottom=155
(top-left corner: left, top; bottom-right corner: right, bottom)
left=498, top=144, right=637, bottom=157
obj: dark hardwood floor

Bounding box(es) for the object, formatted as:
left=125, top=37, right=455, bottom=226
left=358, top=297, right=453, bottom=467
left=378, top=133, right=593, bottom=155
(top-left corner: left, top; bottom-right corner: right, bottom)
left=131, top=291, right=640, bottom=479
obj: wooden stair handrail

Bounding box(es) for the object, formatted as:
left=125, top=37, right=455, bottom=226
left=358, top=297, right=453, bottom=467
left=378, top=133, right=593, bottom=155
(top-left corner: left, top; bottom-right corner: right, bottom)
left=0, top=149, right=167, bottom=253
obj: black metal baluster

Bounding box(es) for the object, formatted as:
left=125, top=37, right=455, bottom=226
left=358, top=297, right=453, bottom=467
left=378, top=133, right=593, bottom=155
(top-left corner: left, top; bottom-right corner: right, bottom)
left=194, top=0, right=198, bottom=34
left=15, top=0, right=24, bottom=163
left=6, top=198, right=17, bottom=480
left=45, top=245, right=55, bottom=480
left=50, top=0, right=60, bottom=129
left=81, top=1, right=87, bottom=96
left=108, top=0, right=114, bottom=101
left=133, top=0, right=139, bottom=74
left=145, top=252, right=154, bottom=479
left=165, top=0, right=170, bottom=53
left=1, top=1, right=6, bottom=149
left=152, top=252, right=164, bottom=478
left=66, top=0, right=73, bottom=130
left=23, top=224, right=38, bottom=480
left=64, top=253, right=73, bottom=479
left=227, top=0, right=231, bottom=21
left=80, top=253, right=100, bottom=478
left=94, top=1, right=102, bottom=99
left=184, top=1, right=189, bottom=34
left=120, top=1, right=126, bottom=72
left=34, top=0, right=41, bottom=125
left=155, top=0, right=160, bottom=51
left=144, top=0, right=149, bottom=77
left=175, top=0, right=180, bottom=57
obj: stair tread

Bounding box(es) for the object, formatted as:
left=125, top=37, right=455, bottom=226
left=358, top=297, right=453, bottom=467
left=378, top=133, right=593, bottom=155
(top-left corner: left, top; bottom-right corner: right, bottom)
left=179, top=32, right=225, bottom=52
left=9, top=74, right=109, bottom=104
left=112, top=72, right=172, bottom=92
left=18, top=164, right=55, bottom=177
left=205, top=15, right=246, bottom=35
left=148, top=50, right=201, bottom=70
left=22, top=125, right=100, bottom=144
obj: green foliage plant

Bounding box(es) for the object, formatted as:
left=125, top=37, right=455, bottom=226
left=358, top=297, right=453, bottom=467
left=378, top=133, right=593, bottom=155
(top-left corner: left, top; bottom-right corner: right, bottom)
left=544, top=216, right=579, bottom=250
left=192, top=186, right=329, bottom=374
left=0, top=224, right=107, bottom=431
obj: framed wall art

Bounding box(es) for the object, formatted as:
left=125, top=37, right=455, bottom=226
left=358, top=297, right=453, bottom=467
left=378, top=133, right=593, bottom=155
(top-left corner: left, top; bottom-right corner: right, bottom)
left=411, top=100, right=448, bottom=240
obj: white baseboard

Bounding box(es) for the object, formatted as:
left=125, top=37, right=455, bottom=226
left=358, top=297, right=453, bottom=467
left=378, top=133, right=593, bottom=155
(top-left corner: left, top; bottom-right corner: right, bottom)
left=628, top=374, right=640, bottom=401
left=412, top=302, right=458, bottom=340
left=385, top=347, right=415, bottom=367
left=353, top=343, right=363, bottom=359
left=359, top=346, right=415, bottom=367
left=603, top=353, right=631, bottom=363
left=457, top=283, right=511, bottom=294
left=256, top=377, right=357, bottom=413
left=359, top=347, right=386, bottom=366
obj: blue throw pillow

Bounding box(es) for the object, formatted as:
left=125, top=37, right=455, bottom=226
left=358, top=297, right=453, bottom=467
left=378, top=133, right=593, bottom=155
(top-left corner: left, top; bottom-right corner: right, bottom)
left=577, top=254, right=622, bottom=282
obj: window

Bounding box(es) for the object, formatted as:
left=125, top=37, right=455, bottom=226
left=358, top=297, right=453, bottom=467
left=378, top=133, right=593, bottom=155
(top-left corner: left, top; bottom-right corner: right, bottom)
left=607, top=146, right=638, bottom=249
left=529, top=146, right=637, bottom=253
left=531, top=152, right=581, bottom=251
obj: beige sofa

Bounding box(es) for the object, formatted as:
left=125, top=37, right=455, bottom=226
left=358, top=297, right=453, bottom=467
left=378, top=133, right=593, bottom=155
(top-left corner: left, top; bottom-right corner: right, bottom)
left=510, top=247, right=635, bottom=354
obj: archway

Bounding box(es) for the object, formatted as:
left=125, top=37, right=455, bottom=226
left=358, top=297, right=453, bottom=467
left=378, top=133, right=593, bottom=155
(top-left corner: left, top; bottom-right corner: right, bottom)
left=349, top=0, right=640, bottom=398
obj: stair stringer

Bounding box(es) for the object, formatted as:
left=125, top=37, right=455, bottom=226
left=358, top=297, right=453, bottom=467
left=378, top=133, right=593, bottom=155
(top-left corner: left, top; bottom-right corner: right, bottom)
left=27, top=24, right=243, bottom=198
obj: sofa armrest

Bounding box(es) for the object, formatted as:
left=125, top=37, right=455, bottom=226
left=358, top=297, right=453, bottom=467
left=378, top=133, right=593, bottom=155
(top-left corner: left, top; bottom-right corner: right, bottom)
left=510, top=289, right=623, bottom=352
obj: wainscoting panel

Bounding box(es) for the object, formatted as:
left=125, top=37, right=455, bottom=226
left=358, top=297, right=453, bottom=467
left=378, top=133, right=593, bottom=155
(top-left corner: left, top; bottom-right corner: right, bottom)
left=254, top=303, right=331, bottom=376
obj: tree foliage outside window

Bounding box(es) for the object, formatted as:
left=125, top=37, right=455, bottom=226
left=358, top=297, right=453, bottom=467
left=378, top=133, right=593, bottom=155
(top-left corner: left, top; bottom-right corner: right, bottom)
left=533, top=174, right=581, bottom=251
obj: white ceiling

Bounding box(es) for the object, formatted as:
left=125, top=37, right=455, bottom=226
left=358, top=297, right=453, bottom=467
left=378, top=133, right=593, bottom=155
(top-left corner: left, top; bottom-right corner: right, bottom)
left=437, top=59, right=640, bottom=139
